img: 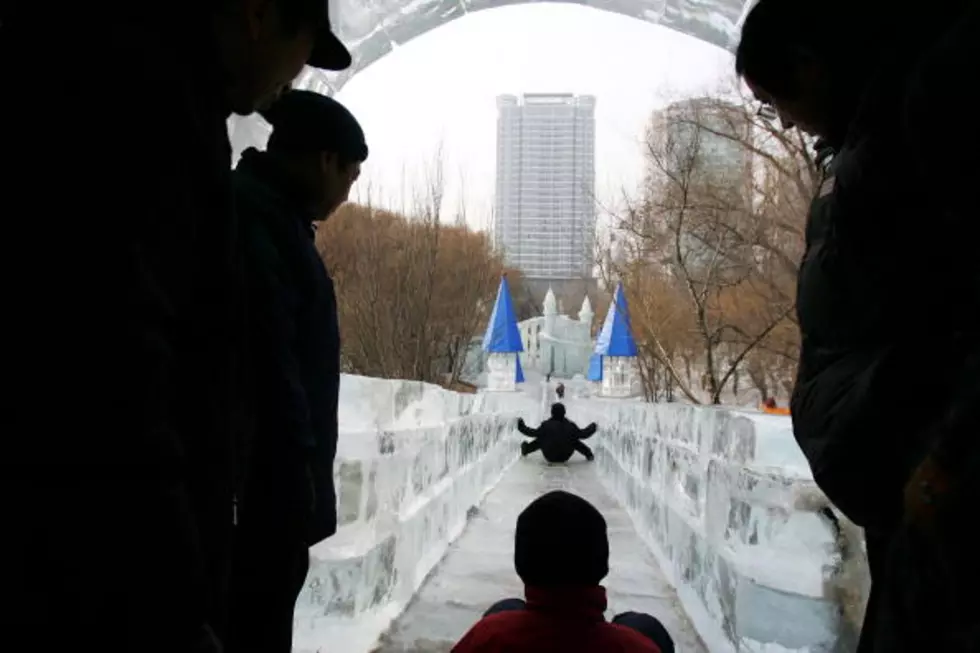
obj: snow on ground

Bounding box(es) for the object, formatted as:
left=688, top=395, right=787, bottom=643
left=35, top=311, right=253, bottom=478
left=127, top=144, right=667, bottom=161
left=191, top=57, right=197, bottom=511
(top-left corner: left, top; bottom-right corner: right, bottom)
left=735, top=411, right=812, bottom=478
left=339, top=374, right=464, bottom=431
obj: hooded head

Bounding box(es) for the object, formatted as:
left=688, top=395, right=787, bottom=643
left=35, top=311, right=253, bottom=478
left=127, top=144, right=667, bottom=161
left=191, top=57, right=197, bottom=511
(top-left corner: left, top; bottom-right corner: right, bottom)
left=550, top=403, right=566, bottom=420
left=514, top=490, right=609, bottom=587
left=735, top=0, right=883, bottom=145
left=259, top=89, right=367, bottom=218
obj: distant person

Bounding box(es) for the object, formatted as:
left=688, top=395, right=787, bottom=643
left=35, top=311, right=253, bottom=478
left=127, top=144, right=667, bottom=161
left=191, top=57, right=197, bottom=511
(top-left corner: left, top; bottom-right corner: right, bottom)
left=228, top=89, right=367, bottom=653
left=764, top=397, right=777, bottom=410
left=452, top=490, right=673, bottom=653
left=3, top=1, right=352, bottom=649
left=555, top=382, right=566, bottom=400
left=518, top=404, right=597, bottom=463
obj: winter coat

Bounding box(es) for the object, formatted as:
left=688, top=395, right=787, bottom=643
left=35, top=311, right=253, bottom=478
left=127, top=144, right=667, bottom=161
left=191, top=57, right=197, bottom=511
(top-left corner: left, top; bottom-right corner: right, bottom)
left=2, top=7, right=246, bottom=650
left=518, top=417, right=597, bottom=462
left=452, top=586, right=660, bottom=653
left=234, top=149, right=341, bottom=546
left=791, top=4, right=980, bottom=651
left=790, top=9, right=979, bottom=535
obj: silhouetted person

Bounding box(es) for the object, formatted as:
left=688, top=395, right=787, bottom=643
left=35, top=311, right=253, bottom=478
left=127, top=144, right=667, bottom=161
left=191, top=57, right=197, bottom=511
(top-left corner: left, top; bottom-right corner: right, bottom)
left=518, top=403, right=597, bottom=463
left=453, top=490, right=673, bottom=653
left=228, top=90, right=367, bottom=653
left=555, top=382, right=566, bottom=400
left=2, top=2, right=351, bottom=650
left=737, top=1, right=978, bottom=651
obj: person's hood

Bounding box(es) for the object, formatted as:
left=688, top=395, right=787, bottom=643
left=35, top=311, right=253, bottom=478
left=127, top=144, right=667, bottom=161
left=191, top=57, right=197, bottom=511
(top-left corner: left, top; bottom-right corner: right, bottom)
left=838, top=3, right=970, bottom=152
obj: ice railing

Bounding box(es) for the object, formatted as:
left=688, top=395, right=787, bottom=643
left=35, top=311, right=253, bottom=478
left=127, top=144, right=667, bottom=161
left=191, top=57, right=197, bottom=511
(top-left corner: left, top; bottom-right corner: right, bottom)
left=336, top=374, right=479, bottom=431
left=293, top=381, right=539, bottom=653
left=569, top=399, right=856, bottom=653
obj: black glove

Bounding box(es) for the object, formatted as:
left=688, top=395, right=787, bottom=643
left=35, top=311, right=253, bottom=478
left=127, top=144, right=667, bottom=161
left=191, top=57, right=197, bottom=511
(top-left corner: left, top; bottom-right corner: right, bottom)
left=520, top=441, right=531, bottom=456
left=585, top=451, right=595, bottom=462
left=517, top=418, right=526, bottom=429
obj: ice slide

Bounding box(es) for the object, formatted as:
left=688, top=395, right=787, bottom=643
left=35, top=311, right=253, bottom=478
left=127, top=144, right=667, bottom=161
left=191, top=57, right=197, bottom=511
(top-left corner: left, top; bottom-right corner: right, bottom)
left=375, top=456, right=707, bottom=652
left=291, top=376, right=854, bottom=653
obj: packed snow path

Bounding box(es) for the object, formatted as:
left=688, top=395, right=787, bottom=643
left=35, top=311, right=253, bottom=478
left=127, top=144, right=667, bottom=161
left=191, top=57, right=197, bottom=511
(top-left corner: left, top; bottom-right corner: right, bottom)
left=373, top=456, right=708, bottom=652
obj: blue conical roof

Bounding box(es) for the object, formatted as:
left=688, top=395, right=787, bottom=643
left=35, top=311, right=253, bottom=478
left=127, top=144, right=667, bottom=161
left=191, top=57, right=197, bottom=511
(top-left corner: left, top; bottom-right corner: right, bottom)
left=515, top=355, right=525, bottom=383
left=482, top=275, right=523, bottom=353
left=586, top=353, right=603, bottom=381
left=594, top=283, right=637, bottom=357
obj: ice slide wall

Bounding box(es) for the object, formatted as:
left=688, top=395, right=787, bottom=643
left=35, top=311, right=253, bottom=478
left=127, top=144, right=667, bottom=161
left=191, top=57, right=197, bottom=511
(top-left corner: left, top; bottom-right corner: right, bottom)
left=293, top=376, right=543, bottom=652
left=293, top=376, right=867, bottom=652
left=569, top=399, right=863, bottom=653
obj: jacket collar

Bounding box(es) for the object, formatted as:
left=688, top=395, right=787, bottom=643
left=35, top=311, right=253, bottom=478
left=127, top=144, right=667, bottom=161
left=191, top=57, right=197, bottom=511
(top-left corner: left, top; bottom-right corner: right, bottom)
left=237, top=148, right=318, bottom=232
left=524, top=585, right=607, bottom=621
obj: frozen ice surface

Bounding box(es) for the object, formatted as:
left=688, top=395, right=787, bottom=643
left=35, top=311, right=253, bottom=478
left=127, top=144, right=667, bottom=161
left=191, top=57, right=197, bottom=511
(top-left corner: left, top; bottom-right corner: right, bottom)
left=374, top=457, right=708, bottom=653
left=733, top=411, right=812, bottom=478
left=289, top=376, right=856, bottom=653
left=293, top=386, right=541, bottom=653
left=561, top=398, right=842, bottom=653
left=338, top=374, right=477, bottom=432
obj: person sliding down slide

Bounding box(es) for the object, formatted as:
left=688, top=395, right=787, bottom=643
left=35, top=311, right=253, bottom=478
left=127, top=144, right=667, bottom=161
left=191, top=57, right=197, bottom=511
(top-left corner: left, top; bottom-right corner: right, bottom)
left=452, top=491, right=674, bottom=653
left=518, top=403, right=597, bottom=463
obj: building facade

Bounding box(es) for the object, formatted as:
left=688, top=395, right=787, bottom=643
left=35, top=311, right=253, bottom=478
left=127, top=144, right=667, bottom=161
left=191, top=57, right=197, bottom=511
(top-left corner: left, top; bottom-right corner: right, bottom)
left=652, top=97, right=753, bottom=184
left=494, top=93, right=597, bottom=281
left=650, top=98, right=754, bottom=276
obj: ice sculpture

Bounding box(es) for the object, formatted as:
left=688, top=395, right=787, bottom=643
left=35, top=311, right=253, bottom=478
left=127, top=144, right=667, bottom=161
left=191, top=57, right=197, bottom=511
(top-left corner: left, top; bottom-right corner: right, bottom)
left=482, top=275, right=524, bottom=392
left=563, top=399, right=845, bottom=652
left=517, top=287, right=594, bottom=378
left=294, top=377, right=540, bottom=653
left=295, top=0, right=755, bottom=97
left=588, top=283, right=639, bottom=397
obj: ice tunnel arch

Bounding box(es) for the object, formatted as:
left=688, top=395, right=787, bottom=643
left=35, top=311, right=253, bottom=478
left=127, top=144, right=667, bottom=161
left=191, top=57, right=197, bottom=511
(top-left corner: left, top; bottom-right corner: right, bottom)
left=230, top=0, right=754, bottom=157
left=304, top=0, right=752, bottom=96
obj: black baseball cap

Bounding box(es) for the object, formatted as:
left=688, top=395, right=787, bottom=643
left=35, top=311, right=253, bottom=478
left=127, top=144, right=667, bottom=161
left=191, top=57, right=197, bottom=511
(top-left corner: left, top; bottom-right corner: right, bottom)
left=309, top=2, right=351, bottom=71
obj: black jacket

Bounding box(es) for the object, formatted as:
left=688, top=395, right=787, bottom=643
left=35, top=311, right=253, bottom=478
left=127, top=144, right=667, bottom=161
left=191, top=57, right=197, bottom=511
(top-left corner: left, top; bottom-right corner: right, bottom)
left=2, top=7, right=244, bottom=650
left=519, top=417, right=597, bottom=462
left=790, top=6, right=980, bottom=534
left=234, top=149, right=341, bottom=546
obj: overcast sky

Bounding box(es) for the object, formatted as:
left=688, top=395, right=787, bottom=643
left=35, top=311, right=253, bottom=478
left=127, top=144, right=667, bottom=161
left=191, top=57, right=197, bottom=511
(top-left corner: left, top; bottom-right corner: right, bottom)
left=334, top=3, right=736, bottom=232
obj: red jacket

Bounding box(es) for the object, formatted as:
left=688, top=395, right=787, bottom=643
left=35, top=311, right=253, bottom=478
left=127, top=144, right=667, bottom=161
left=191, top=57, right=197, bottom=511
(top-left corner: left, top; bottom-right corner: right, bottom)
left=452, top=586, right=661, bottom=653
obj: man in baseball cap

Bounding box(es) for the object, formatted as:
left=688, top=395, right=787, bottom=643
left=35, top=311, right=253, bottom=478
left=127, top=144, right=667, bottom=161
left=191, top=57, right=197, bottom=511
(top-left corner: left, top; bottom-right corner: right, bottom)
left=307, top=2, right=352, bottom=70
left=1, top=3, right=352, bottom=652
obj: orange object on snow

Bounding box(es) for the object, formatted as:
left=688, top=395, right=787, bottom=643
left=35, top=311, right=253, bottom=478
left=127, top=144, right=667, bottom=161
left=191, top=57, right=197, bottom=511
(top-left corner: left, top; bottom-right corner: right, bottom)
left=761, top=405, right=791, bottom=416
left=760, top=398, right=790, bottom=415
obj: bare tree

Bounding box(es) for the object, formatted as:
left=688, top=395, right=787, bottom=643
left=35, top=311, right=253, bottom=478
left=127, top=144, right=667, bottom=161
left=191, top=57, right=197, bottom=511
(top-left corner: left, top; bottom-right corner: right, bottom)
left=317, top=151, right=503, bottom=385
left=606, top=91, right=819, bottom=404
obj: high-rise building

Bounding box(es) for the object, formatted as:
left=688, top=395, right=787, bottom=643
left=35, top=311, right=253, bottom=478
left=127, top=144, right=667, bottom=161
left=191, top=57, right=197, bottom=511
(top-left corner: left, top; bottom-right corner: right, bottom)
left=650, top=98, right=754, bottom=276
left=494, top=93, right=596, bottom=281
left=652, top=97, right=753, bottom=189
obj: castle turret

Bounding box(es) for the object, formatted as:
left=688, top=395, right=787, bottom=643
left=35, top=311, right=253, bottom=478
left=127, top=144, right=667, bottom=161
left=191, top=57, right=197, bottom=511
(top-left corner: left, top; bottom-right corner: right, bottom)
left=482, top=275, right=525, bottom=391
left=543, top=286, right=557, bottom=337
left=587, top=283, right=638, bottom=397
left=578, top=295, right=594, bottom=326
